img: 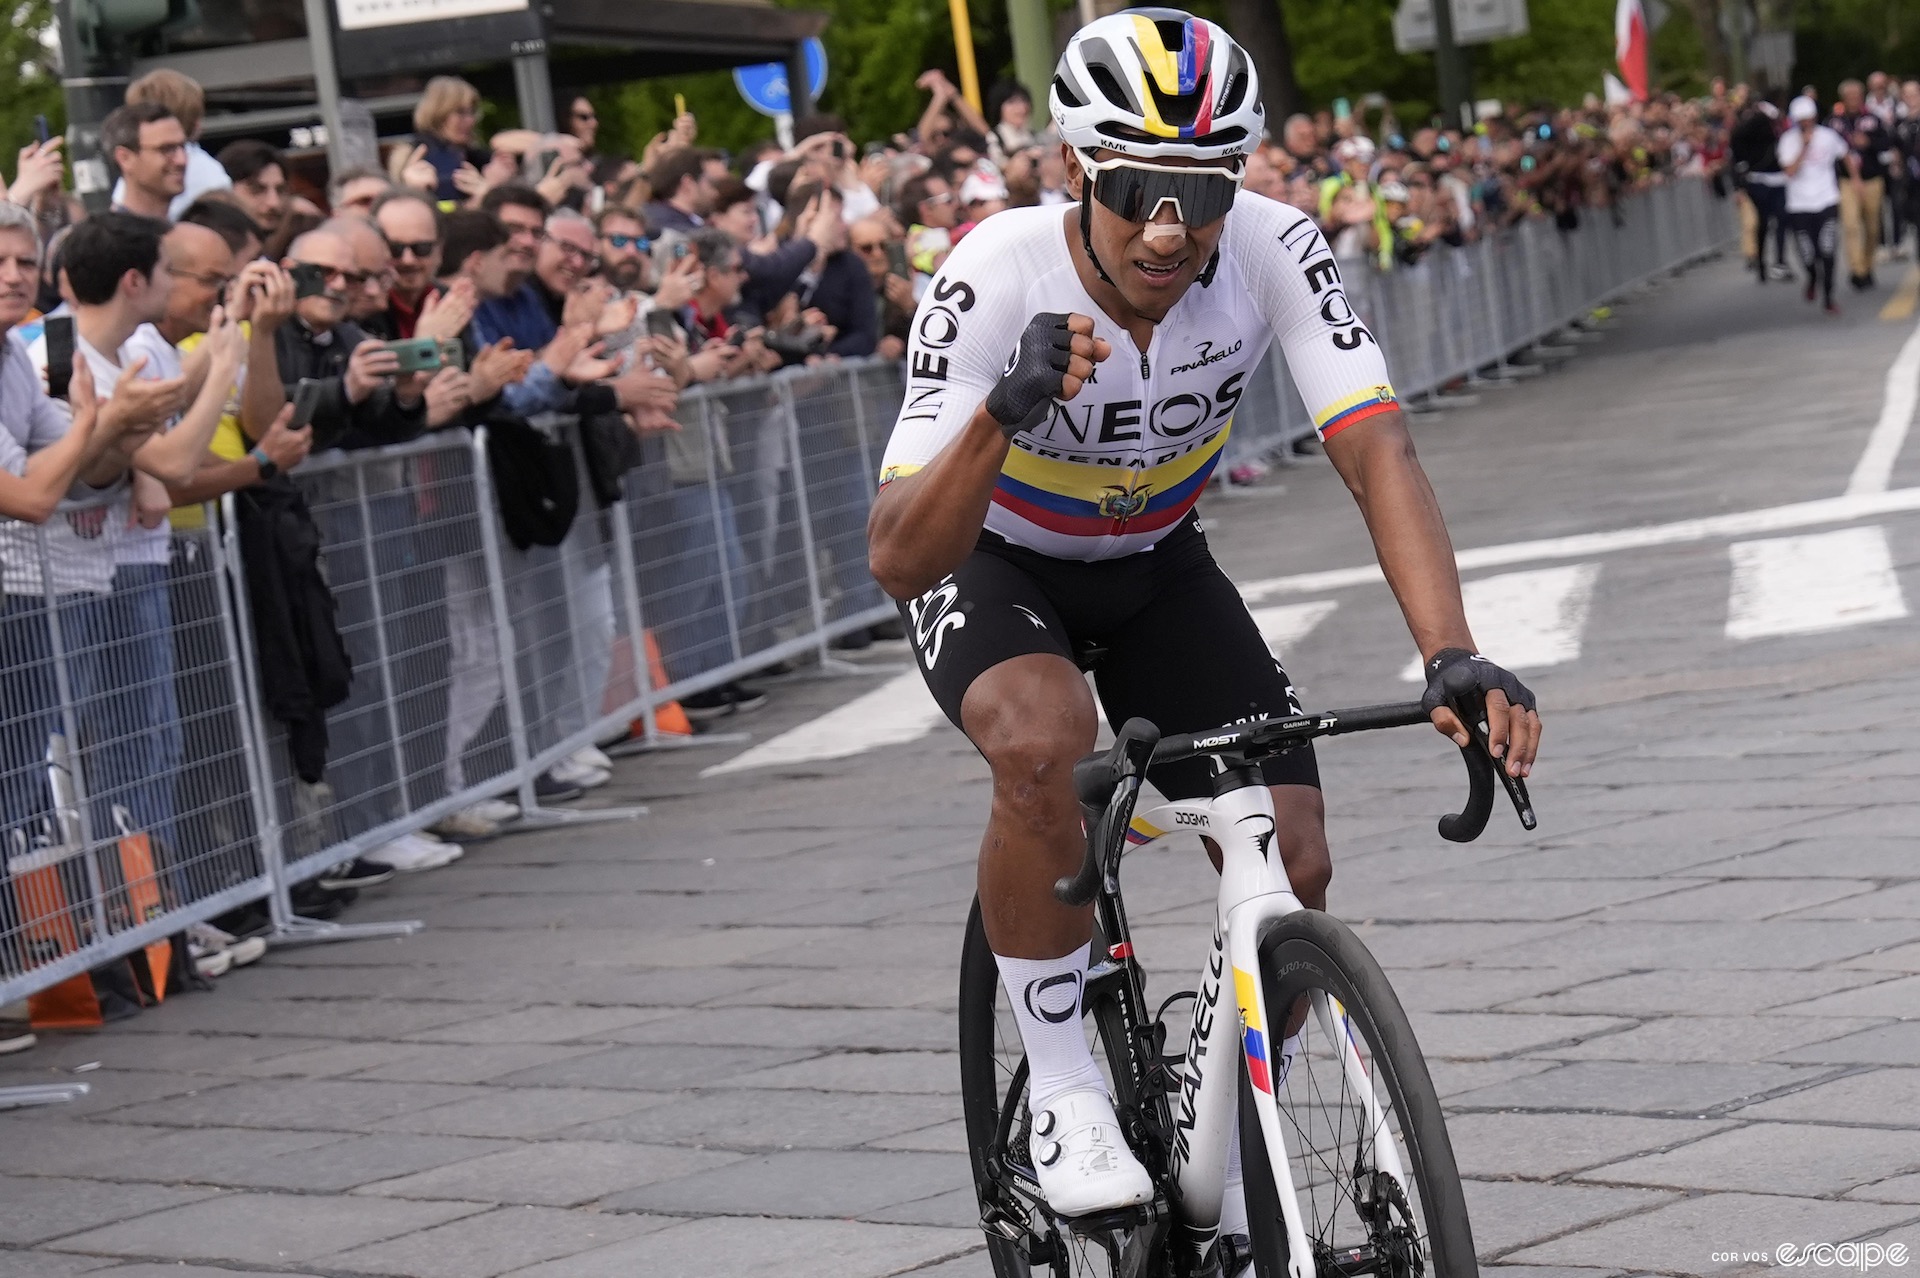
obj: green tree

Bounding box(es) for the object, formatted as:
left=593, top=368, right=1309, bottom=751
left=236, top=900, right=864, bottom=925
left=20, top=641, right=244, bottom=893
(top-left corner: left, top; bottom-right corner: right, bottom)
left=0, top=0, right=63, bottom=167
left=595, top=0, right=1058, bottom=162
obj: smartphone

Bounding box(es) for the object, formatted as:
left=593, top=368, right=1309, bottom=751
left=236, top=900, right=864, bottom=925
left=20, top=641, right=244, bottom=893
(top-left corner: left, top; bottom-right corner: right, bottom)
left=534, top=148, right=561, bottom=177
left=383, top=337, right=443, bottom=374
left=290, top=263, right=330, bottom=299
left=288, top=378, right=325, bottom=431
left=725, top=327, right=750, bottom=347
left=435, top=338, right=466, bottom=371
left=884, top=242, right=910, bottom=278
left=43, top=315, right=74, bottom=402
left=1333, top=97, right=1352, bottom=122
left=33, top=115, right=49, bottom=145
left=831, top=139, right=848, bottom=162
left=644, top=309, right=678, bottom=340
left=674, top=93, right=687, bottom=118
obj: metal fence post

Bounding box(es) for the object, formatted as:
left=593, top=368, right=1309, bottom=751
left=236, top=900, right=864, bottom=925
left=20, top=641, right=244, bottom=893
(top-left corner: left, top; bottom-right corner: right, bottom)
left=220, top=489, right=421, bottom=948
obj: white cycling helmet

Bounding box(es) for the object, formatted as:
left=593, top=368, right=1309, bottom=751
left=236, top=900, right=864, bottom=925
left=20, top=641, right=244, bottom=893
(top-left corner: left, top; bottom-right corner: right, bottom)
left=1050, top=8, right=1264, bottom=166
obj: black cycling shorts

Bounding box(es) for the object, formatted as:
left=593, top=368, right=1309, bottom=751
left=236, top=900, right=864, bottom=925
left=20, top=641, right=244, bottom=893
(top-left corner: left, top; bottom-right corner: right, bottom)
left=900, top=514, right=1318, bottom=800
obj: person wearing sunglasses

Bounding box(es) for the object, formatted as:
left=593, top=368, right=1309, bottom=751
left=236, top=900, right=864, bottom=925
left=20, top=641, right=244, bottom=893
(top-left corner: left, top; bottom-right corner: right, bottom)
left=595, top=208, right=653, bottom=292
left=868, top=6, right=1540, bottom=1233
left=895, top=173, right=958, bottom=283
left=367, top=190, right=447, bottom=340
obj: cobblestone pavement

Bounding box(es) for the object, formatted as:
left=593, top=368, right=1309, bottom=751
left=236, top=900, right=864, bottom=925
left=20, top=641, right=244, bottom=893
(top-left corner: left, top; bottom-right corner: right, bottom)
left=4, top=255, right=1920, bottom=1277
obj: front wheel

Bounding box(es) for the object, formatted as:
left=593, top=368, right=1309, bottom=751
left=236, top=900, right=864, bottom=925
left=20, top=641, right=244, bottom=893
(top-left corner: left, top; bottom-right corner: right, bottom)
left=1238, top=909, right=1477, bottom=1278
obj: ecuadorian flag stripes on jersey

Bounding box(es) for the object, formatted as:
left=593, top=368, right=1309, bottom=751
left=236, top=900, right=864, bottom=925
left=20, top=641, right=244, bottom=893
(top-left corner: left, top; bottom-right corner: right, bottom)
left=1315, top=385, right=1399, bottom=439
left=992, top=427, right=1229, bottom=539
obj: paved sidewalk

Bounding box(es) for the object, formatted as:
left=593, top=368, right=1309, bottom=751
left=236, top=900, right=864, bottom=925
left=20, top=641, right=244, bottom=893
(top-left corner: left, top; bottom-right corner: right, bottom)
left=3, top=256, right=1919, bottom=1277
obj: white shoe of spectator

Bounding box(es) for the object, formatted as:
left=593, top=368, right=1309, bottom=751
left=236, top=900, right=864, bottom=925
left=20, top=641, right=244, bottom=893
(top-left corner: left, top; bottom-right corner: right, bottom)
left=572, top=745, right=614, bottom=772
left=469, top=798, right=521, bottom=823
left=366, top=832, right=463, bottom=873
left=548, top=755, right=612, bottom=790
left=433, top=806, right=503, bottom=840
left=188, top=922, right=266, bottom=970
left=190, top=939, right=233, bottom=979
left=1, top=1002, right=38, bottom=1055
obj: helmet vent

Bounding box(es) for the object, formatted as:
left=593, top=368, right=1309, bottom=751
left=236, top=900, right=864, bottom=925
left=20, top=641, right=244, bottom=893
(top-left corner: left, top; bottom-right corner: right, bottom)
left=1053, top=75, right=1086, bottom=110
left=1087, top=62, right=1135, bottom=113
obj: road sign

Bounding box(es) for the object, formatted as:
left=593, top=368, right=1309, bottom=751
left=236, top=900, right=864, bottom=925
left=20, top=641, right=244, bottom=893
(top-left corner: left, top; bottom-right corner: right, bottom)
left=1393, top=0, right=1529, bottom=53
left=335, top=0, right=528, bottom=31
left=734, top=37, right=827, bottom=117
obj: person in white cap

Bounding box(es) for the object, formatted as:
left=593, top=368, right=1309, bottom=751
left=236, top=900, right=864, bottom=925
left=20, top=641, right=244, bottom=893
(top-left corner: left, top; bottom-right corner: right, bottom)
left=1778, top=94, right=1853, bottom=314
left=957, top=169, right=1010, bottom=233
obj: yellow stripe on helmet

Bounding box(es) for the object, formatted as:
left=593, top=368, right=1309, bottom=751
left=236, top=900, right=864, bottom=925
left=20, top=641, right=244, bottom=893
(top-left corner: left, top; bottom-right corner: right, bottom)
left=1128, top=14, right=1182, bottom=137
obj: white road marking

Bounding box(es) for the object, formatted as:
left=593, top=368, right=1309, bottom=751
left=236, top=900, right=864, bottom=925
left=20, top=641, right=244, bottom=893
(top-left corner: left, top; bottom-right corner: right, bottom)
left=1399, top=564, right=1602, bottom=681
left=1246, top=600, right=1338, bottom=654
left=1238, top=485, right=1920, bottom=601
left=1845, top=315, right=1920, bottom=496
left=1725, top=526, right=1909, bottom=640
left=701, top=670, right=946, bottom=776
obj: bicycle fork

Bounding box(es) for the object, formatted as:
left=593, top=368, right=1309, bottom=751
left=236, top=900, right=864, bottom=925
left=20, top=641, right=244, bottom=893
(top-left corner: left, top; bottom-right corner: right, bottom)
left=1163, top=778, right=1410, bottom=1277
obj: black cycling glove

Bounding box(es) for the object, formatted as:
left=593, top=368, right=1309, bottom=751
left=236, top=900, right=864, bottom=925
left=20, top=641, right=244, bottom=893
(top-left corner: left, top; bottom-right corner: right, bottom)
left=1419, top=648, right=1537, bottom=717
left=984, top=312, right=1076, bottom=438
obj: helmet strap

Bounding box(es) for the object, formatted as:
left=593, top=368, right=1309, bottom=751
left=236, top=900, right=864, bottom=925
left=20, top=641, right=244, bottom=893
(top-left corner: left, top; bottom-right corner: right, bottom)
left=1197, top=249, right=1221, bottom=287
left=1078, top=195, right=1117, bottom=288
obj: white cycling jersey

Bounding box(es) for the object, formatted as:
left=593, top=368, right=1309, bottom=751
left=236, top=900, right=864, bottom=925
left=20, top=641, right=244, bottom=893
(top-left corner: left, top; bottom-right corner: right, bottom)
left=878, top=192, right=1400, bottom=562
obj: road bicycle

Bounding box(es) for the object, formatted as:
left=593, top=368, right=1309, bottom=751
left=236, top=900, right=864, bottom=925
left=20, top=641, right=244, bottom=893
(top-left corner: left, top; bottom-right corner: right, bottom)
left=958, top=668, right=1535, bottom=1277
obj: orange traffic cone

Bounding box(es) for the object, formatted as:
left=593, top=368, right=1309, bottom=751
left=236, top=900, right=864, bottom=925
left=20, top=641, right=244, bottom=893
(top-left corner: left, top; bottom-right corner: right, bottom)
left=633, top=629, right=694, bottom=738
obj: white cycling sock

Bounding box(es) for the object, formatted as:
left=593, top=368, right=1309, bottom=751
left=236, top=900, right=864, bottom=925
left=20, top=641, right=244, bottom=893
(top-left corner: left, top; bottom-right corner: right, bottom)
left=1219, top=1032, right=1299, bottom=1240
left=996, top=943, right=1107, bottom=1114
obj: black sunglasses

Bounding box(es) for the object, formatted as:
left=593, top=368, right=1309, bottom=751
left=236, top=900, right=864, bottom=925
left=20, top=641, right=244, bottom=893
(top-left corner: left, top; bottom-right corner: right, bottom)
left=1084, top=156, right=1241, bottom=228
left=385, top=239, right=437, bottom=260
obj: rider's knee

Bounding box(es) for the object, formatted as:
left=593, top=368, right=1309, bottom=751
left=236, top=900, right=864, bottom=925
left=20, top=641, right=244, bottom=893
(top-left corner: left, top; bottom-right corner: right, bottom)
left=976, top=708, right=1096, bottom=831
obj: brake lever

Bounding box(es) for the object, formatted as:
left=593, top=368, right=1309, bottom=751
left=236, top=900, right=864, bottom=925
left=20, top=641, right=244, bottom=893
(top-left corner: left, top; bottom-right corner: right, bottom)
left=1057, top=719, right=1160, bottom=907
left=1436, top=667, right=1537, bottom=840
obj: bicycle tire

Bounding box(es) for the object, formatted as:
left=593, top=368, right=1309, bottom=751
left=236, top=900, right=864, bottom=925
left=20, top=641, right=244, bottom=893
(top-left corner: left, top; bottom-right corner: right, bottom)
left=959, top=897, right=1044, bottom=1278
left=1238, top=908, right=1477, bottom=1278
left=959, top=898, right=1163, bottom=1278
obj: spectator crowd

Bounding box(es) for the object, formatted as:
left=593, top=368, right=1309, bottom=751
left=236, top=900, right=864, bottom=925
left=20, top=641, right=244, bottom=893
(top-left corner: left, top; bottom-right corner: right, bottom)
left=4, top=55, right=1917, bottom=1047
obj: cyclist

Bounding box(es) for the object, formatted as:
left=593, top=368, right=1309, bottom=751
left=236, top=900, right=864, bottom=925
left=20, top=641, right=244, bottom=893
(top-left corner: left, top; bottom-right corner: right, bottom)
left=867, top=5, right=1542, bottom=1242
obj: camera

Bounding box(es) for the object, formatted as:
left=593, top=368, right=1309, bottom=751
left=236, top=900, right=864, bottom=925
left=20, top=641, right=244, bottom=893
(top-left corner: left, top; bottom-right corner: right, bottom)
left=762, top=326, right=830, bottom=359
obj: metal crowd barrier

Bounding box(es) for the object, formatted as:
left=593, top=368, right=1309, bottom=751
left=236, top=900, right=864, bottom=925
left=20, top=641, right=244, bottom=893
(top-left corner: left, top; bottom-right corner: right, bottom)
left=0, top=176, right=1732, bottom=1029
left=1221, top=176, right=1735, bottom=472
left=1, top=492, right=275, bottom=1011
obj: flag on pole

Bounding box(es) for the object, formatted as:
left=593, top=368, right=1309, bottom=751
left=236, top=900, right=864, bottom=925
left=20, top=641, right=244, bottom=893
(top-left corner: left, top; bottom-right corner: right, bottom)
left=1615, top=0, right=1649, bottom=102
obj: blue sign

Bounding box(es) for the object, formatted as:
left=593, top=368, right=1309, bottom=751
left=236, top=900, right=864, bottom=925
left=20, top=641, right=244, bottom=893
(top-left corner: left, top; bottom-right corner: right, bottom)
left=734, top=37, right=828, bottom=117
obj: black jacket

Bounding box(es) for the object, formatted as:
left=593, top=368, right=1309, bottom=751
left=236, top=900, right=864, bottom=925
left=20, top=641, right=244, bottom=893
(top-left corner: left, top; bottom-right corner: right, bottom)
left=1731, top=108, right=1783, bottom=177
left=799, top=250, right=879, bottom=358
left=231, top=481, right=353, bottom=783
left=274, top=318, right=427, bottom=452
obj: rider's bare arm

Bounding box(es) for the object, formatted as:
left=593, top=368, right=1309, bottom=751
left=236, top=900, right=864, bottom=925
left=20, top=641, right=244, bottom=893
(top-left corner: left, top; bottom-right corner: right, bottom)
left=869, top=313, right=1106, bottom=599
left=1228, top=194, right=1538, bottom=776
left=868, top=406, right=1013, bottom=600
left=1322, top=417, right=1473, bottom=664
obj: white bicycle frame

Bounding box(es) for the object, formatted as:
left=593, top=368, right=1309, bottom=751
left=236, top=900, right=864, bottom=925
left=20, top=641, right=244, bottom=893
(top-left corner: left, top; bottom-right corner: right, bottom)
left=1124, top=779, right=1411, bottom=1278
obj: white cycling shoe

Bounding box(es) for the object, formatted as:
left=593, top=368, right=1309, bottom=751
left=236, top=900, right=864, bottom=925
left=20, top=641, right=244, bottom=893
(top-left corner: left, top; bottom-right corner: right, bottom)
left=1029, top=1086, right=1154, bottom=1217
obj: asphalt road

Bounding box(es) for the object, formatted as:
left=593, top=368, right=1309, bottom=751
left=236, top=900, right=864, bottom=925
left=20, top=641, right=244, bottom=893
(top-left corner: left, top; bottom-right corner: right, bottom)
left=3, top=251, right=1920, bottom=1278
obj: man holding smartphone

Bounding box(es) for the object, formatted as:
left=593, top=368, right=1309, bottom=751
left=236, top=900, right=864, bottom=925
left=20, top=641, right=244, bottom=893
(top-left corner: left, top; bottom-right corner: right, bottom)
left=274, top=226, right=430, bottom=449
